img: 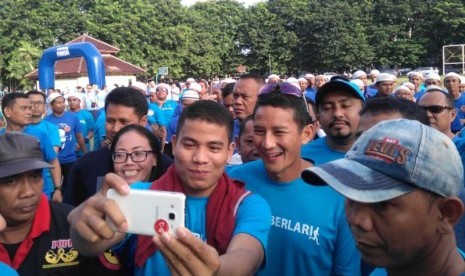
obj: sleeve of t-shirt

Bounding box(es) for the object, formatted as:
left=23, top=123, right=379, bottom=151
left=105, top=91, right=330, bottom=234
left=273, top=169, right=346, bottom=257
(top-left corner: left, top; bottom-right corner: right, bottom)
left=233, top=193, right=272, bottom=256
left=73, top=114, right=83, bottom=134
left=48, top=123, right=61, bottom=148
left=39, top=134, right=57, bottom=162
left=86, top=112, right=95, bottom=132
left=333, top=205, right=362, bottom=275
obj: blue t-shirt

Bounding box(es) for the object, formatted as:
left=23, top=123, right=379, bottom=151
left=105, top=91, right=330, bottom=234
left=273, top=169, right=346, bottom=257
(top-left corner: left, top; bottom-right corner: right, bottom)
left=167, top=114, right=180, bottom=142
left=73, top=109, right=95, bottom=154
left=159, top=100, right=178, bottom=127
left=305, top=88, right=316, bottom=103
left=0, top=262, right=17, bottom=276
left=453, top=94, right=465, bottom=132
left=45, top=111, right=83, bottom=163
left=228, top=160, right=361, bottom=276
left=414, top=88, right=426, bottom=101
left=93, top=111, right=106, bottom=151
left=122, top=182, right=271, bottom=276
left=301, top=137, right=346, bottom=165
left=147, top=103, right=166, bottom=127
left=27, top=120, right=61, bottom=149
left=0, top=127, right=57, bottom=199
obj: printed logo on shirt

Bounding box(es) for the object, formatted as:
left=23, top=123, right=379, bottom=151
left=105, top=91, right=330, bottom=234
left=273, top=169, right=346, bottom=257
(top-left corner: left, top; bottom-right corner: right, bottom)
left=43, top=239, right=79, bottom=269
left=99, top=249, right=122, bottom=270
left=272, top=216, right=320, bottom=245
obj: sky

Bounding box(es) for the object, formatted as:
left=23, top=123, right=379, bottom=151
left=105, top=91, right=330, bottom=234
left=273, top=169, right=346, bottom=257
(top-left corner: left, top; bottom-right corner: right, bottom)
left=181, top=0, right=265, bottom=7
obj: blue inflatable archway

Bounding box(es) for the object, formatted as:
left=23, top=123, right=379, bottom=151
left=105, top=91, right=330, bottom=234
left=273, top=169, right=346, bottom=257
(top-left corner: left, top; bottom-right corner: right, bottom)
left=38, top=42, right=106, bottom=90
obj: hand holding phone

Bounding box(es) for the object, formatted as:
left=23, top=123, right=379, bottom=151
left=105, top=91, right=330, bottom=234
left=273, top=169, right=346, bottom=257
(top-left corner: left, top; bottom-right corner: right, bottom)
left=106, top=188, right=185, bottom=236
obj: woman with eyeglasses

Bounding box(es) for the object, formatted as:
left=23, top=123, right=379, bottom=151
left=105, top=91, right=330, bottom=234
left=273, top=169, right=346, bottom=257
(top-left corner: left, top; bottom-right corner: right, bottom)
left=110, top=125, right=163, bottom=185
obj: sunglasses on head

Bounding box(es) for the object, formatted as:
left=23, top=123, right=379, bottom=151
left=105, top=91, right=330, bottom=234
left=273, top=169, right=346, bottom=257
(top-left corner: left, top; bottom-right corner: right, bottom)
left=420, top=105, right=454, bottom=114
left=258, top=83, right=312, bottom=119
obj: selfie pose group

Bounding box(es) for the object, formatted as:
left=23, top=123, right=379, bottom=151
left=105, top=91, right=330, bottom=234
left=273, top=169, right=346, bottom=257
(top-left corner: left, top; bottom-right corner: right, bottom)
left=1, top=72, right=465, bottom=276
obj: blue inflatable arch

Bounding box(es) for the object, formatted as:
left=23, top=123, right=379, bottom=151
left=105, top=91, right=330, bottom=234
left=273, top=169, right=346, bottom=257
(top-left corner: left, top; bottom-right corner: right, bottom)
left=38, top=42, right=106, bottom=90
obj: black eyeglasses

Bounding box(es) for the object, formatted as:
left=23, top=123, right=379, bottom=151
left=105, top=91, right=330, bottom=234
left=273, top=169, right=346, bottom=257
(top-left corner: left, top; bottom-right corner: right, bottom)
left=30, top=101, right=45, bottom=106
left=420, top=105, right=454, bottom=114
left=112, top=150, right=153, bottom=163
left=258, top=83, right=313, bottom=122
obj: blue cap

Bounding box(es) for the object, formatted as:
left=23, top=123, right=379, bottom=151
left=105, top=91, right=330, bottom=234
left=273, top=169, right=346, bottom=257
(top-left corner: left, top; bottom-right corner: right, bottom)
left=302, top=119, right=463, bottom=203
left=315, top=79, right=365, bottom=106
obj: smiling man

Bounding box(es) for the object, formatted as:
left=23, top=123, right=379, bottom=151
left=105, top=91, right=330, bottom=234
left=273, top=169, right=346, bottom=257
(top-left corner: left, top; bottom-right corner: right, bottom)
left=68, top=100, right=271, bottom=275
left=303, top=119, right=465, bottom=276
left=301, top=79, right=365, bottom=164
left=228, top=84, right=360, bottom=275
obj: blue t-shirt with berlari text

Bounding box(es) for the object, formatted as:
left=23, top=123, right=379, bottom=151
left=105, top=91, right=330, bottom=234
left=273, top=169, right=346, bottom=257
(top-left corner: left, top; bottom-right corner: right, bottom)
left=228, top=160, right=361, bottom=276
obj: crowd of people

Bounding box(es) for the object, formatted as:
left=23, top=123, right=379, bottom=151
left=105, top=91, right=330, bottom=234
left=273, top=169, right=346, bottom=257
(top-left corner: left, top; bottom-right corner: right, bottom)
left=1, top=69, right=465, bottom=275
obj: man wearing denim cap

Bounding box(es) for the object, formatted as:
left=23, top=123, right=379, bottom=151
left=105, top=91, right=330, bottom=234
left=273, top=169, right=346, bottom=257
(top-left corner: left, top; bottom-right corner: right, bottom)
left=302, top=119, right=465, bottom=276
left=0, top=132, right=120, bottom=275
left=301, top=79, right=365, bottom=164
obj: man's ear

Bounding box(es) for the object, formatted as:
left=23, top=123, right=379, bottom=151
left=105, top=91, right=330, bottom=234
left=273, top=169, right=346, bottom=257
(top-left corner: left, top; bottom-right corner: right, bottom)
left=437, top=196, right=464, bottom=234
left=227, top=142, right=235, bottom=163
left=301, top=123, right=315, bottom=145
left=3, top=107, right=11, bottom=119
left=450, top=109, right=457, bottom=124
left=139, top=115, right=148, bottom=127
left=171, top=135, right=177, bottom=157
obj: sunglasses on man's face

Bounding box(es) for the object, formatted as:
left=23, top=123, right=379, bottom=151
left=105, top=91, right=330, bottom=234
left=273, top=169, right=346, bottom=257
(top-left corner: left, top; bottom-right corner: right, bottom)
left=258, top=83, right=312, bottom=120
left=420, top=105, right=454, bottom=114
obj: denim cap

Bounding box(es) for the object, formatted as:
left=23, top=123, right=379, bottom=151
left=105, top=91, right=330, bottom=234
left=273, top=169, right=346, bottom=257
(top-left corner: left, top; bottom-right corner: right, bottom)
left=0, top=132, right=52, bottom=179
left=302, top=119, right=463, bottom=203
left=315, top=79, right=365, bottom=106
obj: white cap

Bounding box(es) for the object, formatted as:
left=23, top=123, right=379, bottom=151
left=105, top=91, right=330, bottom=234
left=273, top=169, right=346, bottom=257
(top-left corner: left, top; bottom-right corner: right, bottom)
left=305, top=73, right=315, bottom=79
left=64, top=92, right=82, bottom=101
left=425, top=85, right=448, bottom=93
left=350, top=79, right=365, bottom=88
left=402, top=82, right=415, bottom=90
left=268, top=74, right=280, bottom=81
left=460, top=76, right=465, bottom=84
left=445, top=72, right=461, bottom=82
left=188, top=82, right=202, bottom=93
left=375, top=73, right=397, bottom=84
left=285, top=77, right=298, bottom=84
left=352, top=70, right=367, bottom=79
left=370, top=69, right=380, bottom=76
left=182, top=90, right=200, bottom=101
left=186, top=78, right=196, bottom=83
left=408, top=71, right=423, bottom=79
left=47, top=93, right=64, bottom=104
left=298, top=77, right=308, bottom=83
left=424, top=72, right=441, bottom=81
left=394, top=85, right=411, bottom=93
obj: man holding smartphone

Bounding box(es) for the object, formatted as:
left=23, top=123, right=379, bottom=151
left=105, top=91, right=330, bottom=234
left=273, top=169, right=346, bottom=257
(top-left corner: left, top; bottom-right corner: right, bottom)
left=68, top=100, right=271, bottom=275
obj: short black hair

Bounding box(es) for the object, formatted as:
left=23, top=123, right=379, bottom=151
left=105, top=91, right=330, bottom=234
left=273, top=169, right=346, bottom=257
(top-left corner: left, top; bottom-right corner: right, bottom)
left=1, top=92, right=29, bottom=115
left=238, top=115, right=254, bottom=139
left=362, top=97, right=429, bottom=126
left=177, top=101, right=234, bottom=143
left=221, top=82, right=235, bottom=99
left=254, top=90, right=311, bottom=130
left=104, top=87, right=148, bottom=119
left=26, top=90, right=46, bottom=102
left=238, top=73, right=265, bottom=86
left=110, top=124, right=163, bottom=181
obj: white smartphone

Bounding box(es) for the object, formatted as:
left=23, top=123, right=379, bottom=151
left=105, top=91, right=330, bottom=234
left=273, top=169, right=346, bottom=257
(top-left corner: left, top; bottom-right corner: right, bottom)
left=106, top=188, right=186, bottom=236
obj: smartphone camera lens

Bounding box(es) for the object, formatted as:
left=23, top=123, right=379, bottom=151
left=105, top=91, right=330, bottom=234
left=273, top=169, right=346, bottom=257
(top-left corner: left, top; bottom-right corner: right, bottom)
left=169, top=212, right=176, bottom=220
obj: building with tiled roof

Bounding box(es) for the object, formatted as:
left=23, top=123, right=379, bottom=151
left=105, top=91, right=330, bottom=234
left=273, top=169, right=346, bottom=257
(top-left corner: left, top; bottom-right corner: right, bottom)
left=27, top=33, right=146, bottom=91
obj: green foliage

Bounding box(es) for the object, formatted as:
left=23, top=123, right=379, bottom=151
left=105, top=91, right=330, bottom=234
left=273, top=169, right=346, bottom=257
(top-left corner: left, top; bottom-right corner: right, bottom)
left=0, top=0, right=464, bottom=90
